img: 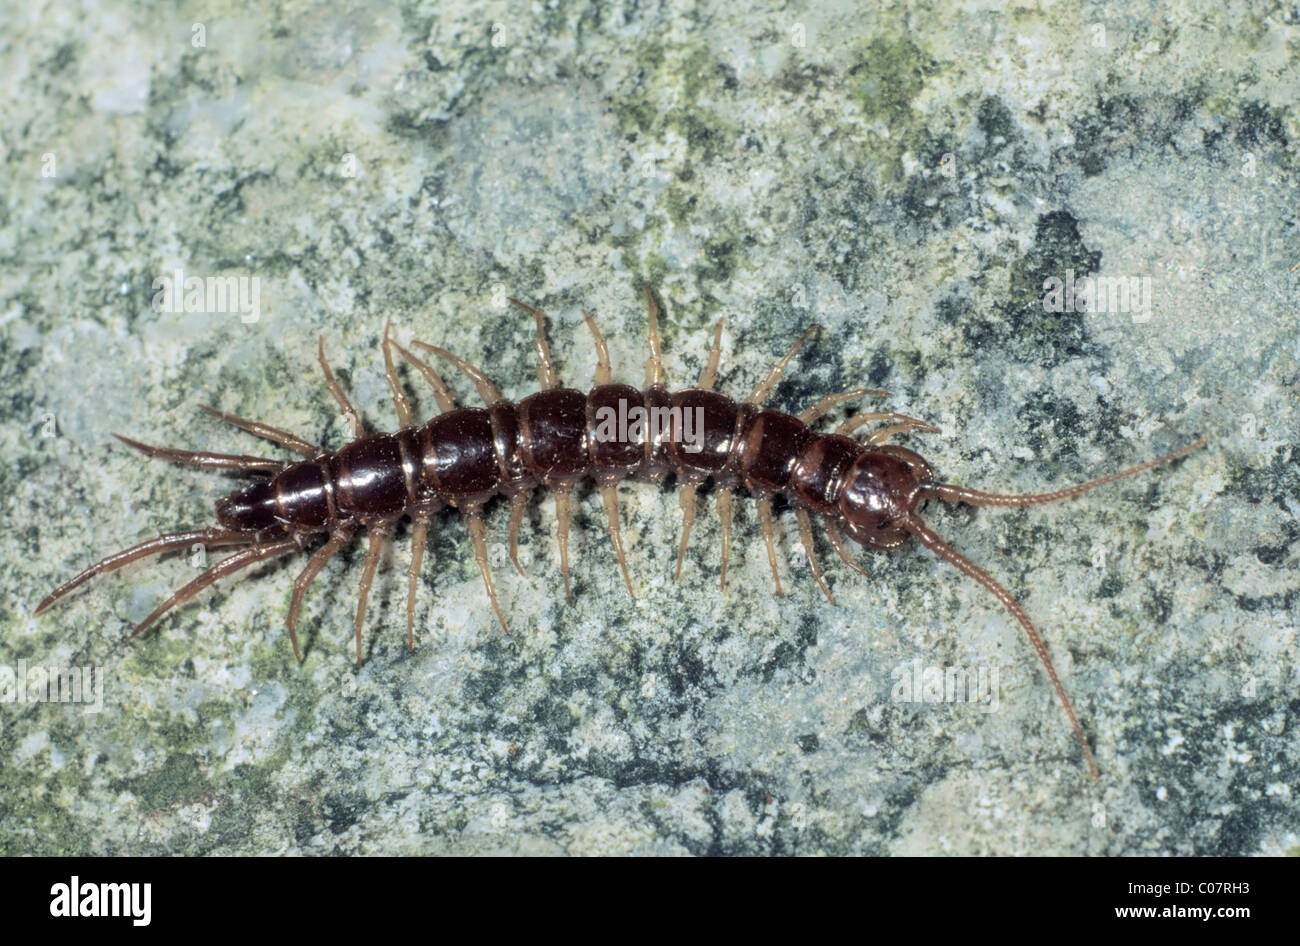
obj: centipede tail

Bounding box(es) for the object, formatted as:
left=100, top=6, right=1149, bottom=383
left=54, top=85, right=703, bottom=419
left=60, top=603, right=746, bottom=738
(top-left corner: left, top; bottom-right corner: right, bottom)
left=196, top=404, right=319, bottom=456
left=35, top=528, right=258, bottom=616
left=127, top=539, right=300, bottom=643
left=111, top=433, right=287, bottom=473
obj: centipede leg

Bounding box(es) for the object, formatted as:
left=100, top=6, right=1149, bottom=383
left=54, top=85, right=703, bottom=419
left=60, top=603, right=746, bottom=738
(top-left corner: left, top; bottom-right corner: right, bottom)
left=353, top=524, right=394, bottom=668
left=755, top=495, right=785, bottom=597
left=506, top=492, right=529, bottom=577
left=382, top=321, right=414, bottom=428
left=699, top=318, right=725, bottom=390
left=867, top=420, right=939, bottom=445
left=795, top=508, right=835, bottom=604
left=391, top=341, right=457, bottom=413
left=746, top=326, right=818, bottom=407
left=798, top=387, right=891, bottom=425
left=197, top=404, right=320, bottom=457
left=286, top=526, right=355, bottom=660
left=410, top=340, right=504, bottom=406
left=825, top=521, right=870, bottom=578
left=643, top=284, right=664, bottom=387
left=406, top=514, right=432, bottom=652
left=553, top=487, right=576, bottom=605
left=599, top=484, right=635, bottom=597
left=466, top=506, right=508, bottom=633
left=127, top=539, right=299, bottom=642
left=717, top=487, right=734, bottom=590
left=509, top=298, right=558, bottom=390
left=583, top=309, right=612, bottom=385
left=318, top=336, right=365, bottom=438
left=112, top=434, right=285, bottom=474
left=674, top=482, right=698, bottom=581
left=836, top=411, right=940, bottom=440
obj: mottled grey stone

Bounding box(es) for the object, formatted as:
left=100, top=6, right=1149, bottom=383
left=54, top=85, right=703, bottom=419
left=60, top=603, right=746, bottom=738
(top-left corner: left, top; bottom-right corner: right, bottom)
left=0, top=0, right=1296, bottom=855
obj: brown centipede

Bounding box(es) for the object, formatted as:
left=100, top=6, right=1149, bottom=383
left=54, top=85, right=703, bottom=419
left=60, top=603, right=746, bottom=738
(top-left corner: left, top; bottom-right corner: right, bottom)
left=36, top=285, right=1207, bottom=781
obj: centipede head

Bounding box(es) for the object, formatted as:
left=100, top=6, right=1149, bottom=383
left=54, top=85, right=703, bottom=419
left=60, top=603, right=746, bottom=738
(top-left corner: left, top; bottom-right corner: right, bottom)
left=838, top=445, right=935, bottom=549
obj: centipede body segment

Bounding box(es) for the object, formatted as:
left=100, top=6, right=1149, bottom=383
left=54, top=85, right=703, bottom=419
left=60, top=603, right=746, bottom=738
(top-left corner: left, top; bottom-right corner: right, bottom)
left=36, top=286, right=1208, bottom=781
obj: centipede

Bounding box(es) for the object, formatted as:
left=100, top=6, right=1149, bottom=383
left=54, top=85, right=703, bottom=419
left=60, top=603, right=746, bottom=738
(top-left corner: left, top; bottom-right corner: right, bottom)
left=36, top=285, right=1207, bottom=781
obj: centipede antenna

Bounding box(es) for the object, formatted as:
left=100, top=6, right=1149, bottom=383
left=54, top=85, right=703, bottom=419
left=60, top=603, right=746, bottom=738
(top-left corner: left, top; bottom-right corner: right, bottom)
left=746, top=325, right=818, bottom=407
left=825, top=522, right=871, bottom=578
left=353, top=524, right=393, bottom=668
left=466, top=505, right=509, bottom=633
left=287, top=526, right=355, bottom=660
left=318, top=336, right=365, bottom=439
left=795, top=508, right=835, bottom=605
left=755, top=495, right=785, bottom=596
left=126, top=539, right=299, bottom=643
left=554, top=487, right=576, bottom=605
left=927, top=438, right=1209, bottom=508
left=582, top=309, right=612, bottom=385
left=836, top=410, right=940, bottom=440
left=391, top=340, right=457, bottom=413
left=509, top=298, right=558, bottom=390
left=406, top=514, right=432, bottom=652
left=717, top=488, right=734, bottom=590
left=382, top=321, right=414, bottom=428
left=35, top=528, right=254, bottom=615
left=674, top=483, right=698, bottom=581
left=506, top=492, right=530, bottom=577
left=902, top=513, right=1100, bottom=782
left=410, top=340, right=503, bottom=406
left=798, top=388, right=892, bottom=425
left=197, top=404, right=320, bottom=457
left=699, top=318, right=726, bottom=390
left=644, top=284, right=664, bottom=388
left=112, top=434, right=286, bottom=474
left=599, top=484, right=636, bottom=597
